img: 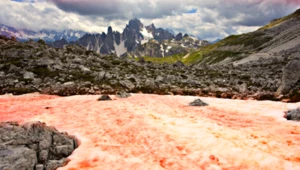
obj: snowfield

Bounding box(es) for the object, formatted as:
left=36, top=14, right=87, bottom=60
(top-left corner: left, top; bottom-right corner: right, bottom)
left=1, top=93, right=300, bottom=169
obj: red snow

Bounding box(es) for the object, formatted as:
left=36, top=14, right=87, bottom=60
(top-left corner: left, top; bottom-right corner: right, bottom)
left=1, top=93, right=300, bottom=170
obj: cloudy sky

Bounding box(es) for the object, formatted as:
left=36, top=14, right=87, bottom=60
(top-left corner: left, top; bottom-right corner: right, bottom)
left=1, top=0, right=300, bottom=41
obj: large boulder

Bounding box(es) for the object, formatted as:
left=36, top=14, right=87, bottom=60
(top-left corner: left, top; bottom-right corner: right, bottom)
left=119, top=80, right=135, bottom=91
left=278, top=58, right=300, bottom=94
left=0, top=121, right=77, bottom=170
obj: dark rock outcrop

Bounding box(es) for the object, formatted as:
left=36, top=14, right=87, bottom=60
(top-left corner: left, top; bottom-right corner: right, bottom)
left=0, top=121, right=77, bottom=170
left=189, top=99, right=208, bottom=106
left=175, top=33, right=183, bottom=41
left=51, top=38, right=68, bottom=48
left=98, top=95, right=112, bottom=101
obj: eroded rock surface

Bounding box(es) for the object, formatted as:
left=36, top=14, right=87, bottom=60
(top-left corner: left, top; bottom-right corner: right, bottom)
left=0, top=121, right=77, bottom=170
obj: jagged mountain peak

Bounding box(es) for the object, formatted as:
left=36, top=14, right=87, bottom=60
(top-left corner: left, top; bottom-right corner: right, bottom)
left=127, top=18, right=144, bottom=32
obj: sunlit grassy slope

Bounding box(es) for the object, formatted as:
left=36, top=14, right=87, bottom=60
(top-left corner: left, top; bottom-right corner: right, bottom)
left=134, top=53, right=186, bottom=64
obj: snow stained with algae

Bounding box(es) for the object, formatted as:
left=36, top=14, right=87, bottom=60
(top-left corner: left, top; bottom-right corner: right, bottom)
left=1, top=93, right=300, bottom=170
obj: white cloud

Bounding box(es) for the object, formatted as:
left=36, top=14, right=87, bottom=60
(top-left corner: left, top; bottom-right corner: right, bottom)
left=0, top=0, right=299, bottom=41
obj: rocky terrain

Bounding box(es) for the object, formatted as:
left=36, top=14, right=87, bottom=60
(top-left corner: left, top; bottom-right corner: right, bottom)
left=0, top=34, right=299, bottom=101
left=0, top=121, right=77, bottom=170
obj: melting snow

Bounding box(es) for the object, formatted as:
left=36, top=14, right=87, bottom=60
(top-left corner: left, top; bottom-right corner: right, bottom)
left=1, top=93, right=300, bottom=169
left=160, top=44, right=164, bottom=57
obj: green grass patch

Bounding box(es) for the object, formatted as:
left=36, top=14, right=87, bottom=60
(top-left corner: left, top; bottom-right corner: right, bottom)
left=183, top=43, right=218, bottom=64
left=140, top=53, right=186, bottom=64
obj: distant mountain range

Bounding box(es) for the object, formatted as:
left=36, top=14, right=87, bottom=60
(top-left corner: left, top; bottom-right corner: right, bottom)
left=0, top=24, right=86, bottom=42
left=0, top=19, right=209, bottom=57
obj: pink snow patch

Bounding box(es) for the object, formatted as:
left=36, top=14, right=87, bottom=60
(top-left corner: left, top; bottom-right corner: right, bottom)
left=1, top=93, right=300, bottom=169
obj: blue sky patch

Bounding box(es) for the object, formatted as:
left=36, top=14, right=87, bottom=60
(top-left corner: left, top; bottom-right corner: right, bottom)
left=11, top=0, right=35, bottom=2
left=185, top=8, right=197, bottom=14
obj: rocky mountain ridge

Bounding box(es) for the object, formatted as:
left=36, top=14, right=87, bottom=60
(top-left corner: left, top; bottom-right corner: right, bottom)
left=0, top=19, right=209, bottom=58
left=51, top=19, right=209, bottom=57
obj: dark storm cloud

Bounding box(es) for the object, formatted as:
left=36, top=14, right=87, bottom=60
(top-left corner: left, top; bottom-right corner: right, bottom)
left=48, top=0, right=299, bottom=28
left=48, top=0, right=187, bottom=20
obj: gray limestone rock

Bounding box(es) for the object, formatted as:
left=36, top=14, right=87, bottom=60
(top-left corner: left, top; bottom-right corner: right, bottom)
left=278, top=58, right=300, bottom=94
left=0, top=121, right=77, bottom=170
left=120, top=80, right=135, bottom=90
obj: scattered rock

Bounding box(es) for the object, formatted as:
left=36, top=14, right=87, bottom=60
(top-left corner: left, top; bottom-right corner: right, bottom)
left=189, top=99, right=208, bottom=106
left=173, top=60, right=185, bottom=67
left=116, top=91, right=131, bottom=98
left=98, top=95, right=112, bottom=101
left=0, top=121, right=77, bottom=170
left=284, top=108, right=300, bottom=121
left=23, top=71, right=35, bottom=79
left=119, top=80, right=135, bottom=91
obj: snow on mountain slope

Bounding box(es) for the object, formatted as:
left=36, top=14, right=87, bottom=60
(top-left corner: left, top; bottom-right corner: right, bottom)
left=141, top=27, right=153, bottom=40
left=114, top=41, right=127, bottom=57
left=0, top=24, right=86, bottom=42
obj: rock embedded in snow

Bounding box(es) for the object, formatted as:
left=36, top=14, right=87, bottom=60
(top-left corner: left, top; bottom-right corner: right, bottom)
left=189, top=99, right=208, bottom=106
left=98, top=94, right=112, bottom=101
left=0, top=121, right=77, bottom=170
left=285, top=107, right=300, bottom=121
